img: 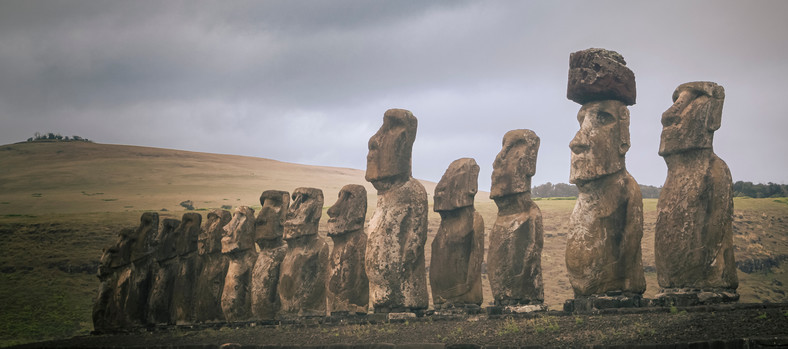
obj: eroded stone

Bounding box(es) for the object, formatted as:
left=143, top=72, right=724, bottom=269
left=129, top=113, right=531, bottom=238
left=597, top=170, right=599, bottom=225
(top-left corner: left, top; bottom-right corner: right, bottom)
left=251, top=190, right=290, bottom=320
left=221, top=206, right=257, bottom=322
left=194, top=209, right=231, bottom=323
left=327, top=184, right=369, bottom=315
left=567, top=48, right=636, bottom=106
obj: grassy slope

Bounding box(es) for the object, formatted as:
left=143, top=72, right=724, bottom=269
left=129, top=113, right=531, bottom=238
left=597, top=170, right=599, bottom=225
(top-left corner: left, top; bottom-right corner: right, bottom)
left=0, top=141, right=786, bottom=346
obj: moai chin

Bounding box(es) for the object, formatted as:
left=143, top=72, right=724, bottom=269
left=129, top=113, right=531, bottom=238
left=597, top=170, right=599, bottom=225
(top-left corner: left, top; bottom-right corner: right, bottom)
left=364, top=108, right=429, bottom=313
left=221, top=206, right=258, bottom=322
left=172, top=212, right=203, bottom=325
left=430, top=158, right=484, bottom=308
left=487, top=130, right=544, bottom=306
left=124, top=212, right=159, bottom=327
left=146, top=218, right=181, bottom=325
left=565, top=48, right=646, bottom=305
left=278, top=187, right=330, bottom=317
left=194, top=209, right=231, bottom=323
left=655, top=81, right=738, bottom=305
left=251, top=190, right=289, bottom=320
left=326, top=184, right=370, bottom=315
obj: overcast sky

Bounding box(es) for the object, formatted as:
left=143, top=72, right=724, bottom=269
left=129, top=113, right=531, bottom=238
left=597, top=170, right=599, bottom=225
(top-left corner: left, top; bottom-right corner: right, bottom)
left=1, top=0, right=787, bottom=190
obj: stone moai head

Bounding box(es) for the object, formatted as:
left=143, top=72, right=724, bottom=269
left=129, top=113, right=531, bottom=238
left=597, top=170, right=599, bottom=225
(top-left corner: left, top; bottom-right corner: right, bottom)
left=567, top=48, right=635, bottom=185
left=255, top=190, right=290, bottom=243
left=130, top=212, right=158, bottom=261
left=199, top=209, right=231, bottom=255
left=569, top=100, right=631, bottom=184
left=221, top=206, right=256, bottom=254
left=107, top=227, right=134, bottom=269
left=659, top=81, right=725, bottom=156
left=327, top=184, right=367, bottom=236
left=490, top=129, right=540, bottom=199
left=283, top=187, right=324, bottom=240
left=176, top=212, right=202, bottom=256
left=155, top=218, right=181, bottom=261
left=365, top=108, right=418, bottom=191
left=434, top=158, right=480, bottom=211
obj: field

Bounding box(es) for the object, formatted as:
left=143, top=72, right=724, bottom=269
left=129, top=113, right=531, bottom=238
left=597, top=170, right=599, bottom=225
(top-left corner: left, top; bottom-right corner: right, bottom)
left=1, top=141, right=787, bottom=346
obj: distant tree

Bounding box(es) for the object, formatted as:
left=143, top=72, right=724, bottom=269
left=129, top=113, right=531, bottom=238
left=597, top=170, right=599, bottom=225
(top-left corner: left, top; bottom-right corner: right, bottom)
left=733, top=181, right=788, bottom=198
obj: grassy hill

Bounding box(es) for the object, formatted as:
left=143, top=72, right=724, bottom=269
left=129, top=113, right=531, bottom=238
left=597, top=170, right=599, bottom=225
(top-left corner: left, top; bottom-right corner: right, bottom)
left=0, top=141, right=786, bottom=346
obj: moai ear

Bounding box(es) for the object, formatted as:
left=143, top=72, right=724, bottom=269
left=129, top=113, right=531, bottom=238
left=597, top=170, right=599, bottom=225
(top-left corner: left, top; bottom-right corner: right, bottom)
left=618, top=104, right=631, bottom=155
left=706, top=93, right=724, bottom=132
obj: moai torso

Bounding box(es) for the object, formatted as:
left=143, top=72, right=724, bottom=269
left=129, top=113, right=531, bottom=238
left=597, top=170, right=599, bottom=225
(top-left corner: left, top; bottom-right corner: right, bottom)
left=124, top=212, right=158, bottom=327
left=194, top=209, right=231, bottom=323
left=430, top=158, right=484, bottom=307
left=172, top=212, right=203, bottom=324
left=655, top=82, right=737, bottom=291
left=278, top=188, right=329, bottom=317
left=565, top=48, right=645, bottom=298
left=93, top=227, right=133, bottom=332
left=487, top=130, right=544, bottom=305
left=327, top=184, right=369, bottom=315
left=147, top=218, right=181, bottom=325
left=251, top=190, right=289, bottom=320
left=221, top=206, right=258, bottom=322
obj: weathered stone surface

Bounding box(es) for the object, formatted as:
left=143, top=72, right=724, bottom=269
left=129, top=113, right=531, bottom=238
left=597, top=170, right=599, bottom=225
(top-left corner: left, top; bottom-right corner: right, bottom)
left=172, top=212, right=203, bottom=324
left=124, top=212, right=159, bottom=326
left=93, top=227, right=133, bottom=332
left=365, top=109, right=429, bottom=312
left=251, top=190, right=290, bottom=320
left=567, top=48, right=636, bottom=106
left=567, top=72, right=645, bottom=296
left=488, top=130, right=543, bottom=305
left=656, top=81, right=737, bottom=295
left=430, top=158, right=484, bottom=306
left=221, top=206, right=257, bottom=322
left=327, top=184, right=369, bottom=315
left=194, top=209, right=231, bottom=323
left=278, top=188, right=329, bottom=317
left=147, top=218, right=181, bottom=325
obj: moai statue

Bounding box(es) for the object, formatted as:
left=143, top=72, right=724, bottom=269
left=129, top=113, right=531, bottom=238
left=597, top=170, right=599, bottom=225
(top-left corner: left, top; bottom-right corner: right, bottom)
left=488, top=130, right=544, bottom=309
left=278, top=187, right=330, bottom=318
left=194, top=209, right=231, bottom=323
left=364, top=108, right=429, bottom=314
left=565, top=48, right=646, bottom=311
left=251, top=190, right=289, bottom=321
left=146, top=218, right=181, bottom=325
left=326, top=184, right=369, bottom=315
left=171, top=213, right=203, bottom=324
left=655, top=81, right=738, bottom=305
left=92, top=227, right=133, bottom=332
left=221, top=206, right=258, bottom=322
left=123, top=212, right=158, bottom=327
left=430, top=158, right=484, bottom=310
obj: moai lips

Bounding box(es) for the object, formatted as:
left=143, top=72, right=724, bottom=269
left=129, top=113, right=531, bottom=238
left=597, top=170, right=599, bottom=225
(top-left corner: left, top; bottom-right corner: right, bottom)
left=364, top=108, right=429, bottom=313
left=430, top=158, right=484, bottom=307
left=488, top=130, right=544, bottom=305
left=327, top=184, right=370, bottom=315
left=656, top=82, right=737, bottom=302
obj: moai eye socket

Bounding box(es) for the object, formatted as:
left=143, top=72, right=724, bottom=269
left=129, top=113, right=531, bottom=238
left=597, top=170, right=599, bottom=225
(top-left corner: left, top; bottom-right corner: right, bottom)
left=596, top=111, right=614, bottom=125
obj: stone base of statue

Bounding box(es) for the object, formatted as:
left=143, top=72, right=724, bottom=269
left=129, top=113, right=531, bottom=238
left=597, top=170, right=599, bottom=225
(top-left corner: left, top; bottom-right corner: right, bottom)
left=486, top=302, right=548, bottom=316
left=432, top=302, right=483, bottom=316
left=564, top=292, right=646, bottom=313
left=654, top=288, right=739, bottom=307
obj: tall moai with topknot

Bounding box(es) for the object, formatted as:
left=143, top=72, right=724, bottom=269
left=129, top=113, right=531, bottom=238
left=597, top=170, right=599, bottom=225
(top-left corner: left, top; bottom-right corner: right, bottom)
left=565, top=48, right=646, bottom=311
left=430, top=158, right=484, bottom=310
left=278, top=187, right=330, bottom=318
left=655, top=81, right=738, bottom=305
left=221, top=206, right=258, bottom=322
left=326, top=184, right=370, bottom=315
left=194, top=209, right=231, bottom=323
left=364, top=108, right=429, bottom=314
left=487, top=130, right=544, bottom=309
left=251, top=190, right=290, bottom=320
